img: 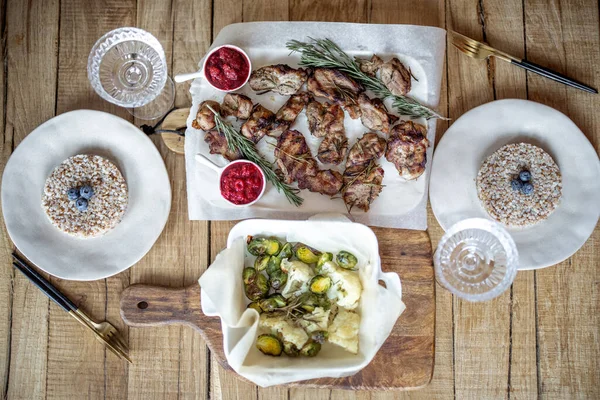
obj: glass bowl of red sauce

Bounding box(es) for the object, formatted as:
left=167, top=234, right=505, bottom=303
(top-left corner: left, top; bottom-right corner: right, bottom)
left=202, top=45, right=252, bottom=92
left=219, top=160, right=265, bottom=207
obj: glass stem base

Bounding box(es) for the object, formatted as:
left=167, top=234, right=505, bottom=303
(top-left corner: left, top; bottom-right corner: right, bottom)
left=128, top=75, right=175, bottom=121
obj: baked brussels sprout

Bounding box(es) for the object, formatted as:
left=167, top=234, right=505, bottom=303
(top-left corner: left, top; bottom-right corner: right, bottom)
left=300, top=339, right=321, bottom=357
left=247, top=237, right=282, bottom=256
left=254, top=255, right=270, bottom=272
left=336, top=250, right=358, bottom=270
left=270, top=269, right=288, bottom=290
left=316, top=252, right=333, bottom=271
left=269, top=293, right=287, bottom=307
left=297, top=292, right=330, bottom=313
left=294, top=244, right=321, bottom=264
left=256, top=334, right=283, bottom=356
left=309, top=275, right=332, bottom=294
left=243, top=267, right=256, bottom=285
left=266, top=256, right=282, bottom=276
left=278, top=242, right=293, bottom=260
left=259, top=294, right=287, bottom=312
left=283, top=341, right=300, bottom=357
left=247, top=302, right=262, bottom=313
left=245, top=273, right=269, bottom=301
left=310, top=330, right=328, bottom=344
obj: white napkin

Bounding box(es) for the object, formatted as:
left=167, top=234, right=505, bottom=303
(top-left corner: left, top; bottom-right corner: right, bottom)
left=185, top=22, right=446, bottom=230
left=198, top=216, right=405, bottom=387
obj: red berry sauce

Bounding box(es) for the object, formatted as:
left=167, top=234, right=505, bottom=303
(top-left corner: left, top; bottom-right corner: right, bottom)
left=205, top=46, right=250, bottom=91
left=220, top=162, right=264, bottom=205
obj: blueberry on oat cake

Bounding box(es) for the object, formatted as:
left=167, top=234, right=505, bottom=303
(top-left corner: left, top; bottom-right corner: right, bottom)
left=476, top=143, right=562, bottom=227
left=42, top=154, right=128, bottom=238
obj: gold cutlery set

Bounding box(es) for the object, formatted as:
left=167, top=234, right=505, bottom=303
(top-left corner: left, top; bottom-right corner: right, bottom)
left=12, top=253, right=131, bottom=363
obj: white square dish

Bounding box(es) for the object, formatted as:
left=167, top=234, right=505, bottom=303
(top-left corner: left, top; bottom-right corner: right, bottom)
left=199, top=214, right=405, bottom=387
left=186, top=22, right=446, bottom=229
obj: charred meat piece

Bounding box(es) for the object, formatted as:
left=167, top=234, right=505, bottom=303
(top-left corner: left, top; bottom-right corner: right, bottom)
left=380, top=58, right=412, bottom=96
left=204, top=130, right=241, bottom=161
left=343, top=103, right=361, bottom=120
left=307, top=68, right=363, bottom=105
left=220, top=93, right=253, bottom=119
left=358, top=55, right=384, bottom=77
left=358, top=93, right=397, bottom=134
left=298, top=170, right=343, bottom=197
left=240, top=105, right=275, bottom=143
left=249, top=64, right=308, bottom=95
left=345, top=132, right=387, bottom=168
left=274, top=130, right=319, bottom=184
left=317, top=130, right=348, bottom=165
left=306, top=100, right=345, bottom=138
left=192, top=100, right=220, bottom=131
left=385, top=121, right=429, bottom=180
left=270, top=92, right=311, bottom=137
left=342, top=162, right=385, bottom=212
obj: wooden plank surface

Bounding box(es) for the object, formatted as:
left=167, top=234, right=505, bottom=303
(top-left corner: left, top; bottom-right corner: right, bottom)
left=0, top=0, right=599, bottom=399
left=524, top=1, right=600, bottom=399
left=2, top=0, right=60, bottom=399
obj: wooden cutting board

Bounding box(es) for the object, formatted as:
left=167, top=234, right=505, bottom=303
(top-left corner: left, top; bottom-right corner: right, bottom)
left=120, top=228, right=435, bottom=390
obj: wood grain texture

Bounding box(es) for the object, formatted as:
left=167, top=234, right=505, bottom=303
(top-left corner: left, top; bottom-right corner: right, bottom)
left=2, top=0, right=60, bottom=398
left=0, top=0, right=10, bottom=395
left=1, top=0, right=599, bottom=398
left=121, top=228, right=434, bottom=390
left=524, top=1, right=600, bottom=399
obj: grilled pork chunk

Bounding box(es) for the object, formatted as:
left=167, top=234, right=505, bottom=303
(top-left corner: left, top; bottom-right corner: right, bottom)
left=380, top=58, right=412, bottom=96
left=240, top=105, right=275, bottom=143
left=192, top=100, right=220, bottom=131
left=249, top=64, right=308, bottom=95
left=385, top=121, right=429, bottom=180
left=220, top=93, right=253, bottom=119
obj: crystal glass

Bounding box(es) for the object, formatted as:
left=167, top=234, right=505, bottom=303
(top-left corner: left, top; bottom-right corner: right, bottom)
left=87, top=27, right=174, bottom=120
left=434, top=218, right=518, bottom=302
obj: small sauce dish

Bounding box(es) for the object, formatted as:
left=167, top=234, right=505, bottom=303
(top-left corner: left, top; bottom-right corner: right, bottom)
left=174, top=45, right=252, bottom=89
left=195, top=154, right=265, bottom=207
left=202, top=45, right=252, bottom=92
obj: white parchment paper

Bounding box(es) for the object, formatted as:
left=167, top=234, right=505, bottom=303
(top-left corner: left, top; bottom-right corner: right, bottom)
left=185, top=22, right=446, bottom=229
left=198, top=216, right=406, bottom=387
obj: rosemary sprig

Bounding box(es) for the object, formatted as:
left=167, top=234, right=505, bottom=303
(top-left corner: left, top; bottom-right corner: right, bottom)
left=286, top=37, right=446, bottom=120
left=207, top=106, right=304, bottom=207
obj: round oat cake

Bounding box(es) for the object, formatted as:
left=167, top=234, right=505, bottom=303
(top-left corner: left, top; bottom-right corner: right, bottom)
left=42, top=154, right=128, bottom=238
left=476, top=143, right=562, bottom=227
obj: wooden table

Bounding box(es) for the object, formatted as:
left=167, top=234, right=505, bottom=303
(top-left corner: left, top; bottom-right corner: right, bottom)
left=0, top=0, right=598, bottom=399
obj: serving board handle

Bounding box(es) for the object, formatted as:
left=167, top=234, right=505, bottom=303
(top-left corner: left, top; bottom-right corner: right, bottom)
left=120, top=284, right=228, bottom=368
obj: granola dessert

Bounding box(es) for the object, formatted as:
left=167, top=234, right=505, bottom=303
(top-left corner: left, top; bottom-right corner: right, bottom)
left=42, top=154, right=128, bottom=238
left=476, top=143, right=562, bottom=227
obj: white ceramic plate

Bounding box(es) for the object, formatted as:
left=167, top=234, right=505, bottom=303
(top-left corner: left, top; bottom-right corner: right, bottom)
left=2, top=110, right=171, bottom=280
left=430, top=99, right=600, bottom=270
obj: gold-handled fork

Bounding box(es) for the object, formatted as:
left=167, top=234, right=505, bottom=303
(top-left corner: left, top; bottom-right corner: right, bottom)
left=450, top=30, right=598, bottom=94
left=12, top=252, right=132, bottom=363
